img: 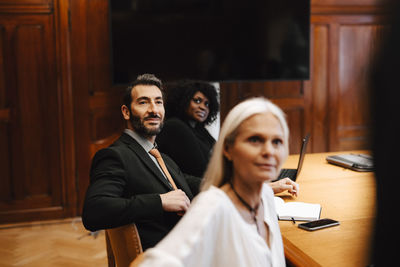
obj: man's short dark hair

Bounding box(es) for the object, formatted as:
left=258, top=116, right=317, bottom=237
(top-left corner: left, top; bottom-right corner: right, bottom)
left=123, top=74, right=164, bottom=108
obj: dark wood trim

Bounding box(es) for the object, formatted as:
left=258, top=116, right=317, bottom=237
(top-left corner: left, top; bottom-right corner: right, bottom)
left=312, top=5, right=387, bottom=15
left=0, top=4, right=53, bottom=14
left=54, top=0, right=77, bottom=217
left=306, top=23, right=330, bottom=152
left=89, top=91, right=122, bottom=110
left=69, top=0, right=92, bottom=215
left=0, top=108, right=9, bottom=121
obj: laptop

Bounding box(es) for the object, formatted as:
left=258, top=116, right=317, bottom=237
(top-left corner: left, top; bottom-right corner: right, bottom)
left=274, top=133, right=310, bottom=182
left=326, top=153, right=373, bottom=172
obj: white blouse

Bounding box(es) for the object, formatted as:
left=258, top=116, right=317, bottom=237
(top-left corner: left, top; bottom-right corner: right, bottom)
left=138, top=184, right=286, bottom=267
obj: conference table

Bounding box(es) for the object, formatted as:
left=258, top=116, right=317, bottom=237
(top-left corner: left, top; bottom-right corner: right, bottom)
left=278, top=151, right=376, bottom=267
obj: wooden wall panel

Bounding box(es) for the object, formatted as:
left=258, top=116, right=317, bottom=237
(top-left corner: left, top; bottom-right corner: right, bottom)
left=70, top=0, right=124, bottom=214
left=220, top=81, right=307, bottom=155
left=0, top=24, right=11, bottom=202
left=86, top=0, right=123, bottom=142
left=308, top=24, right=330, bottom=152
left=0, top=15, right=62, bottom=221
left=310, top=14, right=387, bottom=151
left=0, top=0, right=52, bottom=14
left=337, top=23, right=383, bottom=150
left=15, top=24, right=55, bottom=199
left=86, top=0, right=111, bottom=93
left=282, top=106, right=306, bottom=154
left=0, top=0, right=51, bottom=4
left=69, top=0, right=93, bottom=216
left=312, top=0, right=383, bottom=6
left=0, top=0, right=74, bottom=223
left=89, top=91, right=124, bottom=141
left=311, top=0, right=386, bottom=15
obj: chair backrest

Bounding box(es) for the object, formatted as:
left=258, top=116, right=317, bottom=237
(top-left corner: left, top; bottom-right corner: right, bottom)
left=90, top=133, right=120, bottom=159
left=106, top=224, right=143, bottom=267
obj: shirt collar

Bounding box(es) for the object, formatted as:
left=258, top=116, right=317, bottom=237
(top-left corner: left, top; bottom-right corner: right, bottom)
left=124, top=129, right=155, bottom=153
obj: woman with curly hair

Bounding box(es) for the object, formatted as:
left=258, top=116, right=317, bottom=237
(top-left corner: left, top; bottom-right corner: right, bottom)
left=156, top=80, right=219, bottom=177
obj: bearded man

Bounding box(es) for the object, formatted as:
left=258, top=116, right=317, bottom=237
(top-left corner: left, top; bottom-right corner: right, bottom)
left=82, top=74, right=201, bottom=250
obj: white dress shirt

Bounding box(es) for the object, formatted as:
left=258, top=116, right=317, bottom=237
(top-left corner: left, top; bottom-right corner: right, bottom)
left=124, top=129, right=170, bottom=183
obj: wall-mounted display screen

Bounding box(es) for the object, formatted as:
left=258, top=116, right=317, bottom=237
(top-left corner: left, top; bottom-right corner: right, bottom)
left=110, top=0, right=310, bottom=83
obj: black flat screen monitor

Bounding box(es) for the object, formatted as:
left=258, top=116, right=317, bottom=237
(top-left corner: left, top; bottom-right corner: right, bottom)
left=110, top=0, right=310, bottom=83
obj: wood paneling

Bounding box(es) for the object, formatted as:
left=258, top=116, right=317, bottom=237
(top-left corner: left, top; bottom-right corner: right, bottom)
left=308, top=24, right=329, bottom=152
left=311, top=0, right=386, bottom=15
left=89, top=91, right=124, bottom=141
left=220, top=81, right=307, bottom=154
left=70, top=0, right=124, bottom=214
left=312, top=0, right=384, bottom=6
left=0, top=0, right=75, bottom=223
left=0, top=0, right=51, bottom=4
left=0, top=14, right=60, bottom=219
left=310, top=13, right=387, bottom=151
left=337, top=23, right=383, bottom=150
left=86, top=0, right=111, bottom=93
left=0, top=0, right=52, bottom=14
left=69, top=0, right=92, bottom=216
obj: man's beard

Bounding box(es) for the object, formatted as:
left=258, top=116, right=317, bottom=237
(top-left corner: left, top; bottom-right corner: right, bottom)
left=130, top=113, right=163, bottom=138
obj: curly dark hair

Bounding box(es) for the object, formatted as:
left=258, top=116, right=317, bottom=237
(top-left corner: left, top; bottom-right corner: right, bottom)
left=164, top=80, right=219, bottom=126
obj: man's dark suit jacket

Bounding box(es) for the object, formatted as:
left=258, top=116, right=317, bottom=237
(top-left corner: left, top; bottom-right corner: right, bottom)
left=82, top=133, right=201, bottom=250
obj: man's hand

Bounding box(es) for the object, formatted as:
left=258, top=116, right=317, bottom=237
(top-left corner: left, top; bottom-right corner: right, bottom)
left=160, top=189, right=190, bottom=215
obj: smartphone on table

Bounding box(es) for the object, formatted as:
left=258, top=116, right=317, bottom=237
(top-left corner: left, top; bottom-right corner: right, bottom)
left=298, top=218, right=340, bottom=231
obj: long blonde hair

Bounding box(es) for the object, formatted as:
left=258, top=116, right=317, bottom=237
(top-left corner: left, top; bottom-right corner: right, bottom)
left=201, top=97, right=289, bottom=191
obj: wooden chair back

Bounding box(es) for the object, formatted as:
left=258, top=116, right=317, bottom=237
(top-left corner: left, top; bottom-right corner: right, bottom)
left=106, top=224, right=143, bottom=267
left=90, top=133, right=120, bottom=159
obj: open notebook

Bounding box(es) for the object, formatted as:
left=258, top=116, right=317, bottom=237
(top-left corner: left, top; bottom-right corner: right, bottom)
left=274, top=197, right=321, bottom=221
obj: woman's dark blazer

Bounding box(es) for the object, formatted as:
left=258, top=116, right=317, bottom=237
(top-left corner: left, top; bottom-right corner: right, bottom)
left=82, top=132, right=201, bottom=250
left=156, top=117, right=216, bottom=177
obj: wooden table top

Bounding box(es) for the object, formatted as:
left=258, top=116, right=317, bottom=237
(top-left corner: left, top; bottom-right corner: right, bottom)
left=278, top=151, right=376, bottom=267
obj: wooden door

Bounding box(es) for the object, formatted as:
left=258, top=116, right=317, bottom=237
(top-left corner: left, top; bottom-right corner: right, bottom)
left=0, top=0, right=75, bottom=223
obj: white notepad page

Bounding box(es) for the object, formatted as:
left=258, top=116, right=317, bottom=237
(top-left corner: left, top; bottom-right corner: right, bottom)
left=274, top=197, right=321, bottom=221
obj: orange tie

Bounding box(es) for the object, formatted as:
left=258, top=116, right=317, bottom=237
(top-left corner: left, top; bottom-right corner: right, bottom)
left=149, top=148, right=178, bottom=190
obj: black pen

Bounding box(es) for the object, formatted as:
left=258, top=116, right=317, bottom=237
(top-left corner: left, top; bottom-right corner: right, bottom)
left=291, top=217, right=296, bottom=224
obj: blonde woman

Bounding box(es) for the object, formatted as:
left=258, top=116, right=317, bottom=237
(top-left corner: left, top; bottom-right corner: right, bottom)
left=135, top=97, right=291, bottom=267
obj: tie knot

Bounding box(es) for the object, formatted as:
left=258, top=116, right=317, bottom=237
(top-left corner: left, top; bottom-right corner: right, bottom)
left=149, top=148, right=161, bottom=158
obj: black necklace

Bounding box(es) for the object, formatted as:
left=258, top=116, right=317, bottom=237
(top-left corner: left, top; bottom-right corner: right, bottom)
left=230, top=182, right=260, bottom=234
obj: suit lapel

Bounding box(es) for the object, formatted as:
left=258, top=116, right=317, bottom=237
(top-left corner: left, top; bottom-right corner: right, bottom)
left=166, top=162, right=193, bottom=198
left=121, top=133, right=173, bottom=190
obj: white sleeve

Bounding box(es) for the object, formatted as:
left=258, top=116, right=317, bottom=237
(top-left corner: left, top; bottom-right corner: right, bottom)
left=137, top=189, right=226, bottom=267
left=137, top=249, right=184, bottom=267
